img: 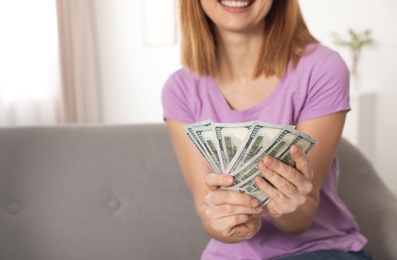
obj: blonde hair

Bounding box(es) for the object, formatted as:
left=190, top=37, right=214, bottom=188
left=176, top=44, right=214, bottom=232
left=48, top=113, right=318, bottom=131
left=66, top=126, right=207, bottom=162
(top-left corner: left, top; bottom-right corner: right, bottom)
left=178, top=0, right=318, bottom=78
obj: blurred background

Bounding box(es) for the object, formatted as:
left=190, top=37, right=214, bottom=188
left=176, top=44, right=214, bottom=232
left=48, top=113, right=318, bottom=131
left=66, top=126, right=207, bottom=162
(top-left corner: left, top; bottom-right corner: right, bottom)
left=0, top=0, right=396, bottom=194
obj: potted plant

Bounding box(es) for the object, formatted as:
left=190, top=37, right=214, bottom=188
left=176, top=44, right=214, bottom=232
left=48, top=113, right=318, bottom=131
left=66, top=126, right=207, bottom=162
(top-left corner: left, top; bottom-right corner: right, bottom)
left=332, top=28, right=374, bottom=78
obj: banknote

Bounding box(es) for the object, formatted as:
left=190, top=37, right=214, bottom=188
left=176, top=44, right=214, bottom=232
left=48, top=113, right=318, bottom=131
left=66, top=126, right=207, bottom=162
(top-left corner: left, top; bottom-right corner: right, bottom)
left=229, top=127, right=299, bottom=186
left=223, top=177, right=271, bottom=206
left=214, top=122, right=253, bottom=173
left=226, top=121, right=289, bottom=173
left=277, top=133, right=317, bottom=166
left=183, top=120, right=317, bottom=205
left=192, top=125, right=222, bottom=173
left=183, top=120, right=218, bottom=172
left=184, top=130, right=217, bottom=172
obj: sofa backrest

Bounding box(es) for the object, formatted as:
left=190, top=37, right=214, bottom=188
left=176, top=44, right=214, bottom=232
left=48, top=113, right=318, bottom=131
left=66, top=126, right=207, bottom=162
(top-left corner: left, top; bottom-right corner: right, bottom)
left=337, top=138, right=397, bottom=260
left=0, top=124, right=209, bottom=260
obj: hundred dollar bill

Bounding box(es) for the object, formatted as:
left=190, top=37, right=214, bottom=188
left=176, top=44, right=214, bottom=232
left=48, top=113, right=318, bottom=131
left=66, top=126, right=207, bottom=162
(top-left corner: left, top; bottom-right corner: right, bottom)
left=240, top=178, right=271, bottom=206
left=214, top=122, right=253, bottom=173
left=230, top=133, right=317, bottom=206
left=226, top=121, right=290, bottom=174
left=183, top=120, right=218, bottom=172
left=184, top=119, right=318, bottom=207
left=184, top=130, right=217, bottom=172
left=230, top=128, right=299, bottom=186
left=192, top=125, right=222, bottom=173
left=277, top=133, right=317, bottom=166
left=223, top=177, right=270, bottom=206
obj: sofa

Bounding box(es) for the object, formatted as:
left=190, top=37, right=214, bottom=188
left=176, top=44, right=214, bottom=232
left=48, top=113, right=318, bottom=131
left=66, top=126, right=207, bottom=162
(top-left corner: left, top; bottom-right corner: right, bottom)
left=0, top=123, right=396, bottom=260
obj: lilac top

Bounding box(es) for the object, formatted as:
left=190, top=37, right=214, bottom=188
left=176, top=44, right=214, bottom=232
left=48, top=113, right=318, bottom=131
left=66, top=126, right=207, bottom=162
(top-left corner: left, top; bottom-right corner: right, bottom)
left=161, top=44, right=367, bottom=260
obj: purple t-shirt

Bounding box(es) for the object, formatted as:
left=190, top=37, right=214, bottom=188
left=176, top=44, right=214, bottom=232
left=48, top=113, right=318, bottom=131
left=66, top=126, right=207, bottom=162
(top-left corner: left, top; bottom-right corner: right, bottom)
left=161, top=44, right=367, bottom=260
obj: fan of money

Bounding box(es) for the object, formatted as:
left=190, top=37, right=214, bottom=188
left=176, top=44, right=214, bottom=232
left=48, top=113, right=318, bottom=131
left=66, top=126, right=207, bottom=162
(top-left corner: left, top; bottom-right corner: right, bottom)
left=184, top=120, right=317, bottom=206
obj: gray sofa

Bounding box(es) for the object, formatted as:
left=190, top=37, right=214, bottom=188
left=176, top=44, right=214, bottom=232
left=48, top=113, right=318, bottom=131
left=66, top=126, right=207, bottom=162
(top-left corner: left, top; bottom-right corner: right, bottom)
left=0, top=124, right=396, bottom=260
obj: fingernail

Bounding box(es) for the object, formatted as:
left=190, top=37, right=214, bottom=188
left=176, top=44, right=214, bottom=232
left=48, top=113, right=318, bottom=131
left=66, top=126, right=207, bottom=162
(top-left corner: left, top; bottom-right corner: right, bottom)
left=292, top=145, right=299, bottom=154
left=251, top=198, right=259, bottom=207
left=255, top=206, right=263, bottom=213
left=265, top=156, right=274, bottom=165
left=255, top=175, right=265, bottom=184
left=259, top=162, right=268, bottom=171
left=224, top=176, right=233, bottom=184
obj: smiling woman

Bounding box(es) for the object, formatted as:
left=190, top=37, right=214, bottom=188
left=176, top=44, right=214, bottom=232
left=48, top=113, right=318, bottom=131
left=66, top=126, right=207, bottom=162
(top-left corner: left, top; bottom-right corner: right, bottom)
left=162, top=0, right=372, bottom=259
left=0, top=0, right=61, bottom=126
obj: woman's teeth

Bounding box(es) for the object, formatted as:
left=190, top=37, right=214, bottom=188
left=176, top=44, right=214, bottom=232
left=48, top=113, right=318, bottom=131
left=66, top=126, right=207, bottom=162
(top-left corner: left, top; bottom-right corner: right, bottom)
left=220, top=1, right=252, bottom=8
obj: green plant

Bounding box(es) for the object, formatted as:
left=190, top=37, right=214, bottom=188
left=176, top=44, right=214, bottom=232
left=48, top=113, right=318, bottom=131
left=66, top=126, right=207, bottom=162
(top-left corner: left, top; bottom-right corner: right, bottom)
left=332, top=28, right=374, bottom=76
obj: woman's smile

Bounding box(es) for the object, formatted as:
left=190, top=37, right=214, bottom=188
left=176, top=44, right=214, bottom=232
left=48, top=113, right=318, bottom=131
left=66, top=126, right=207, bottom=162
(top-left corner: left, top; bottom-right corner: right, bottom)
left=218, top=0, right=256, bottom=13
left=202, top=0, right=271, bottom=32
left=218, top=0, right=255, bottom=8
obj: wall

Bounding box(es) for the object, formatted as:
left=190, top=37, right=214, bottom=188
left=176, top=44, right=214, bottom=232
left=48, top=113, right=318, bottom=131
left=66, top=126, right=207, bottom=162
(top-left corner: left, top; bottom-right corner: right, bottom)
left=300, top=0, right=397, bottom=93
left=299, top=0, right=397, bottom=193
left=93, top=0, right=397, bottom=194
left=92, top=0, right=180, bottom=124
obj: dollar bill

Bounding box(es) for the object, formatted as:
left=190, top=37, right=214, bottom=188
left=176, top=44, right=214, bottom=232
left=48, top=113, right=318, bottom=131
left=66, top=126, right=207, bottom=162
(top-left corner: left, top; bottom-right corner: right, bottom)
left=226, top=121, right=289, bottom=173
left=184, top=130, right=218, bottom=172
left=184, top=120, right=218, bottom=172
left=223, top=177, right=270, bottom=206
left=214, top=122, right=253, bottom=173
left=192, top=126, right=222, bottom=173
left=183, top=120, right=317, bottom=206
left=277, top=133, right=317, bottom=166
left=230, top=128, right=299, bottom=186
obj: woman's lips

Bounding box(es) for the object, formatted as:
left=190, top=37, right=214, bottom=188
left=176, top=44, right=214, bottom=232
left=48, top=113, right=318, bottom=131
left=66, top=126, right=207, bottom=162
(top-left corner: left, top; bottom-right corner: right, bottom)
left=218, top=0, right=255, bottom=8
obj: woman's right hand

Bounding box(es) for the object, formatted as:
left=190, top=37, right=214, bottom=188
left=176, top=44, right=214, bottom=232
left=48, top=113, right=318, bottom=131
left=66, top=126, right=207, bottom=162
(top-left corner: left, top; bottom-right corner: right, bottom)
left=165, top=119, right=262, bottom=243
left=203, top=173, right=263, bottom=242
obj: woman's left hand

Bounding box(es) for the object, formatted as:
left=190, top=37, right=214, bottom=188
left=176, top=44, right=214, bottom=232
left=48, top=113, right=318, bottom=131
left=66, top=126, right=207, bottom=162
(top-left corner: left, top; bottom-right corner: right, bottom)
left=255, top=145, right=314, bottom=217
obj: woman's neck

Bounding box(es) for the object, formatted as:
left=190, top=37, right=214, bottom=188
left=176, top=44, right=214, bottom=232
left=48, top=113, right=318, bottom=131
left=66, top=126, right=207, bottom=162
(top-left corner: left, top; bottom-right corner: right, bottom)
left=215, top=27, right=264, bottom=84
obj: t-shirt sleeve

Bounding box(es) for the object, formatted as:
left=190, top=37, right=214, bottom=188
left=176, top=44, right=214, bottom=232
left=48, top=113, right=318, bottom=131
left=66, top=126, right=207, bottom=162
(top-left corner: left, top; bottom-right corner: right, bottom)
left=299, top=52, right=351, bottom=121
left=161, top=72, right=195, bottom=123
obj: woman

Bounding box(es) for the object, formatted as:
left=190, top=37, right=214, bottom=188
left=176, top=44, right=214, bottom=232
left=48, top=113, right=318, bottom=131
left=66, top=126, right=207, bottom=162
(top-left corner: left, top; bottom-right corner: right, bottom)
left=162, top=0, right=370, bottom=259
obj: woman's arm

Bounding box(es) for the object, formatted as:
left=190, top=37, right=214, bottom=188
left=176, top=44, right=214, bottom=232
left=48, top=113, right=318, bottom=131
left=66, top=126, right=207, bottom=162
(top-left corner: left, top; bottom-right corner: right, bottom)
left=255, top=111, right=347, bottom=234
left=166, top=119, right=263, bottom=243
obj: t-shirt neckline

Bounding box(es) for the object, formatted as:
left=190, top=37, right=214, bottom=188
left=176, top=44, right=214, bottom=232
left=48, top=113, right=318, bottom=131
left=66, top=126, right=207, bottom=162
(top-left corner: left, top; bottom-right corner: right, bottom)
left=207, top=74, right=285, bottom=116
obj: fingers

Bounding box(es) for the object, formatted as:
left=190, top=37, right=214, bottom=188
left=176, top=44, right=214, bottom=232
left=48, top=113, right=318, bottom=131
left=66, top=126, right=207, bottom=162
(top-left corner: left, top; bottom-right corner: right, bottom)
left=206, top=192, right=262, bottom=214
left=220, top=214, right=254, bottom=229
left=209, top=213, right=261, bottom=238
left=205, top=188, right=260, bottom=207
left=290, top=145, right=314, bottom=180
left=204, top=174, right=263, bottom=239
left=204, top=173, right=263, bottom=207
left=208, top=213, right=251, bottom=237
left=255, top=146, right=314, bottom=215
left=205, top=173, right=233, bottom=191
left=204, top=173, right=262, bottom=214
left=256, top=164, right=299, bottom=201
left=259, top=147, right=313, bottom=194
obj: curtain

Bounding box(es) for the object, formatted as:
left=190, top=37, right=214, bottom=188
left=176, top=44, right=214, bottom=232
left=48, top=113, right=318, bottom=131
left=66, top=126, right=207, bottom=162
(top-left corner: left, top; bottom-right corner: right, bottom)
left=0, top=0, right=61, bottom=126
left=56, top=0, right=102, bottom=123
